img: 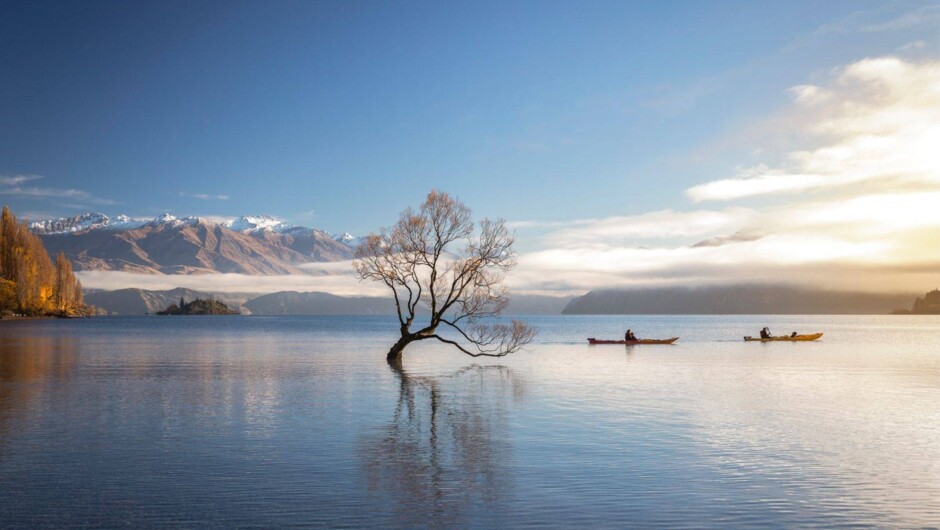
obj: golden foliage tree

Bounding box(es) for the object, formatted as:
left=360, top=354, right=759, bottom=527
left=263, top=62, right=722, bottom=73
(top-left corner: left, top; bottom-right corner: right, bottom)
left=0, top=206, right=85, bottom=316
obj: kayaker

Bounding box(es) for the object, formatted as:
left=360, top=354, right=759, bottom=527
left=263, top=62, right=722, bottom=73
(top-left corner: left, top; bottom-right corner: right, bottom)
left=759, top=327, right=772, bottom=339
left=625, top=329, right=638, bottom=341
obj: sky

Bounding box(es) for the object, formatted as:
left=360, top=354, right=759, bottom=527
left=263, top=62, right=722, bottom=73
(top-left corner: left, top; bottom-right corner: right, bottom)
left=1, top=0, right=938, bottom=294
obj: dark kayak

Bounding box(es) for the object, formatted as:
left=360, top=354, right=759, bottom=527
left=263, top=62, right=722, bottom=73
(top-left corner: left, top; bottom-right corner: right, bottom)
left=588, top=337, right=679, bottom=345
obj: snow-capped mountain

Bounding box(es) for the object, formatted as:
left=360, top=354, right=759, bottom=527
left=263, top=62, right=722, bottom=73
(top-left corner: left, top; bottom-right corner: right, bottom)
left=334, top=232, right=365, bottom=248
left=32, top=212, right=363, bottom=275
left=32, top=212, right=358, bottom=241
left=29, top=212, right=148, bottom=234
left=147, top=213, right=200, bottom=227
left=223, top=215, right=296, bottom=233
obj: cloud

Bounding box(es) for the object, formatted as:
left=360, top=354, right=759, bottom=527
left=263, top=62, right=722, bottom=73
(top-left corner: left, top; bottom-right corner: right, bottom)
left=687, top=57, right=940, bottom=202
left=816, top=4, right=940, bottom=35
left=0, top=186, right=115, bottom=207
left=787, top=85, right=833, bottom=105
left=179, top=192, right=230, bottom=201
left=898, top=40, right=926, bottom=51
left=512, top=223, right=937, bottom=295
left=510, top=57, right=940, bottom=295
left=0, top=175, right=41, bottom=186
left=858, top=4, right=940, bottom=32
left=513, top=188, right=940, bottom=295
left=0, top=174, right=115, bottom=206
left=545, top=208, right=755, bottom=248
left=77, top=266, right=386, bottom=297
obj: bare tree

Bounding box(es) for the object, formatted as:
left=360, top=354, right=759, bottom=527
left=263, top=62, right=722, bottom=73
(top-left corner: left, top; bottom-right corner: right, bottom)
left=355, top=190, right=535, bottom=360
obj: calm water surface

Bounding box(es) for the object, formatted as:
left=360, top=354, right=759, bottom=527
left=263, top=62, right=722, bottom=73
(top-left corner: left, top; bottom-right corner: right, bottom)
left=1, top=315, right=938, bottom=528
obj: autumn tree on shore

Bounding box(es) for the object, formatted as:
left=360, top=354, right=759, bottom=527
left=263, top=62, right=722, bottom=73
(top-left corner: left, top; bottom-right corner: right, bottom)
left=0, top=206, right=84, bottom=316
left=354, top=190, right=534, bottom=361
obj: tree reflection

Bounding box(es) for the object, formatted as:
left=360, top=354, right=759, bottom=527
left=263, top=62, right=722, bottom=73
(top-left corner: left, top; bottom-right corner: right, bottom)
left=0, top=335, right=76, bottom=450
left=360, top=357, right=525, bottom=528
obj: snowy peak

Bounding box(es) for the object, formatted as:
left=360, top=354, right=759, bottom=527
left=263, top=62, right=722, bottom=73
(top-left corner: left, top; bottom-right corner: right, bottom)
left=223, top=214, right=295, bottom=233
left=30, top=212, right=206, bottom=235
left=153, top=213, right=177, bottom=223
left=334, top=232, right=363, bottom=248
left=29, top=212, right=148, bottom=234
left=30, top=212, right=359, bottom=244
left=147, top=213, right=202, bottom=227
left=30, top=212, right=109, bottom=234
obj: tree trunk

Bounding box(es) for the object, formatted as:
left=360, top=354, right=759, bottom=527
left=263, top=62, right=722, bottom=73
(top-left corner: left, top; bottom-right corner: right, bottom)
left=386, top=334, right=414, bottom=361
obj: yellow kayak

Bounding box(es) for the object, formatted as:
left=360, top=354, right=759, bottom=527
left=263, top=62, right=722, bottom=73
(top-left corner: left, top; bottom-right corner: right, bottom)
left=744, top=333, right=823, bottom=342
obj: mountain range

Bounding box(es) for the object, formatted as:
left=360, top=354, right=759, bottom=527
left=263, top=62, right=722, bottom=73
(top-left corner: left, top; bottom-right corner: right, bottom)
left=562, top=285, right=916, bottom=315
left=32, top=212, right=358, bottom=274
left=83, top=284, right=914, bottom=316
left=83, top=288, right=573, bottom=316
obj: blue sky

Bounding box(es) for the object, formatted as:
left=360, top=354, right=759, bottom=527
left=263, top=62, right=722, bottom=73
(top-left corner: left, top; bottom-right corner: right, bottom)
left=1, top=1, right=933, bottom=232
left=2, top=1, right=939, bottom=294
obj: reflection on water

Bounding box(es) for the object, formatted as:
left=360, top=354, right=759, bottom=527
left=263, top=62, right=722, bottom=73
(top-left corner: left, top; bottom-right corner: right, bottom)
left=0, top=315, right=938, bottom=528
left=360, top=359, right=524, bottom=528
left=0, top=335, right=77, bottom=448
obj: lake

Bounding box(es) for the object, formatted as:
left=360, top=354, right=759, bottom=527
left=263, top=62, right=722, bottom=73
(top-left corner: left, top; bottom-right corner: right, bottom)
left=1, top=315, right=938, bottom=528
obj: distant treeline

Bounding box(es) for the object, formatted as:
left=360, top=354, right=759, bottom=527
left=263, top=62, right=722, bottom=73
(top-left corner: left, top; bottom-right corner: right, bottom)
left=891, top=289, right=940, bottom=315
left=157, top=297, right=239, bottom=315
left=0, top=206, right=85, bottom=316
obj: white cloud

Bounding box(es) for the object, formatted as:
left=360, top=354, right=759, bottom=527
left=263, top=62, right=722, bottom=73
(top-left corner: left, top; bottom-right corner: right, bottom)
left=511, top=57, right=940, bottom=295
left=816, top=4, right=940, bottom=35
left=78, top=267, right=386, bottom=296
left=787, top=85, right=833, bottom=105
left=0, top=187, right=112, bottom=203
left=898, top=40, right=926, bottom=51
left=179, top=192, right=230, bottom=201
left=0, top=175, right=41, bottom=186
left=859, top=4, right=939, bottom=32
left=512, top=225, right=936, bottom=295
left=687, top=57, right=940, bottom=202
left=545, top=208, right=755, bottom=248
left=0, top=175, right=116, bottom=206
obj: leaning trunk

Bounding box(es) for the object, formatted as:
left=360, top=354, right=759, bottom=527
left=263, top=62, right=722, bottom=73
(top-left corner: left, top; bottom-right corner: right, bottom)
left=386, top=334, right=414, bottom=361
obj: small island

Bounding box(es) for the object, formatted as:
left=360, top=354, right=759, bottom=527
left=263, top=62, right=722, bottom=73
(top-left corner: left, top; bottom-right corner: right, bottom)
left=157, top=297, right=239, bottom=315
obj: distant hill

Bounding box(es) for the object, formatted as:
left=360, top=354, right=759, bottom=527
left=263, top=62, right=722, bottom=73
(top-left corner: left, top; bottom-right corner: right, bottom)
left=563, top=285, right=915, bottom=315
left=244, top=291, right=395, bottom=315
left=86, top=287, right=571, bottom=316
left=504, top=294, right=575, bottom=315
left=244, top=291, right=573, bottom=316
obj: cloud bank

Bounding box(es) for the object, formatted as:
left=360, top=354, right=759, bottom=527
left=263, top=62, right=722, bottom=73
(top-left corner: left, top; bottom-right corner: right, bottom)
left=686, top=57, right=939, bottom=202
left=78, top=261, right=387, bottom=297
left=512, top=56, right=940, bottom=295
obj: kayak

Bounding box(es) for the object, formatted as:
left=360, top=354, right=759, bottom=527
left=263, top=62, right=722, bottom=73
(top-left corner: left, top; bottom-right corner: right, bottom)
left=743, top=333, right=823, bottom=342
left=588, top=337, right=679, bottom=345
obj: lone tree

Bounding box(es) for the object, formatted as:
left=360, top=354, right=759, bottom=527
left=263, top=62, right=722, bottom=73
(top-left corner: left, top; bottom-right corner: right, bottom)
left=355, top=190, right=535, bottom=360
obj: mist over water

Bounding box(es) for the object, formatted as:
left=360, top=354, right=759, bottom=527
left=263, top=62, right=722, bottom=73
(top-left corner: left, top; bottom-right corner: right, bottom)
left=1, top=315, right=938, bottom=528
